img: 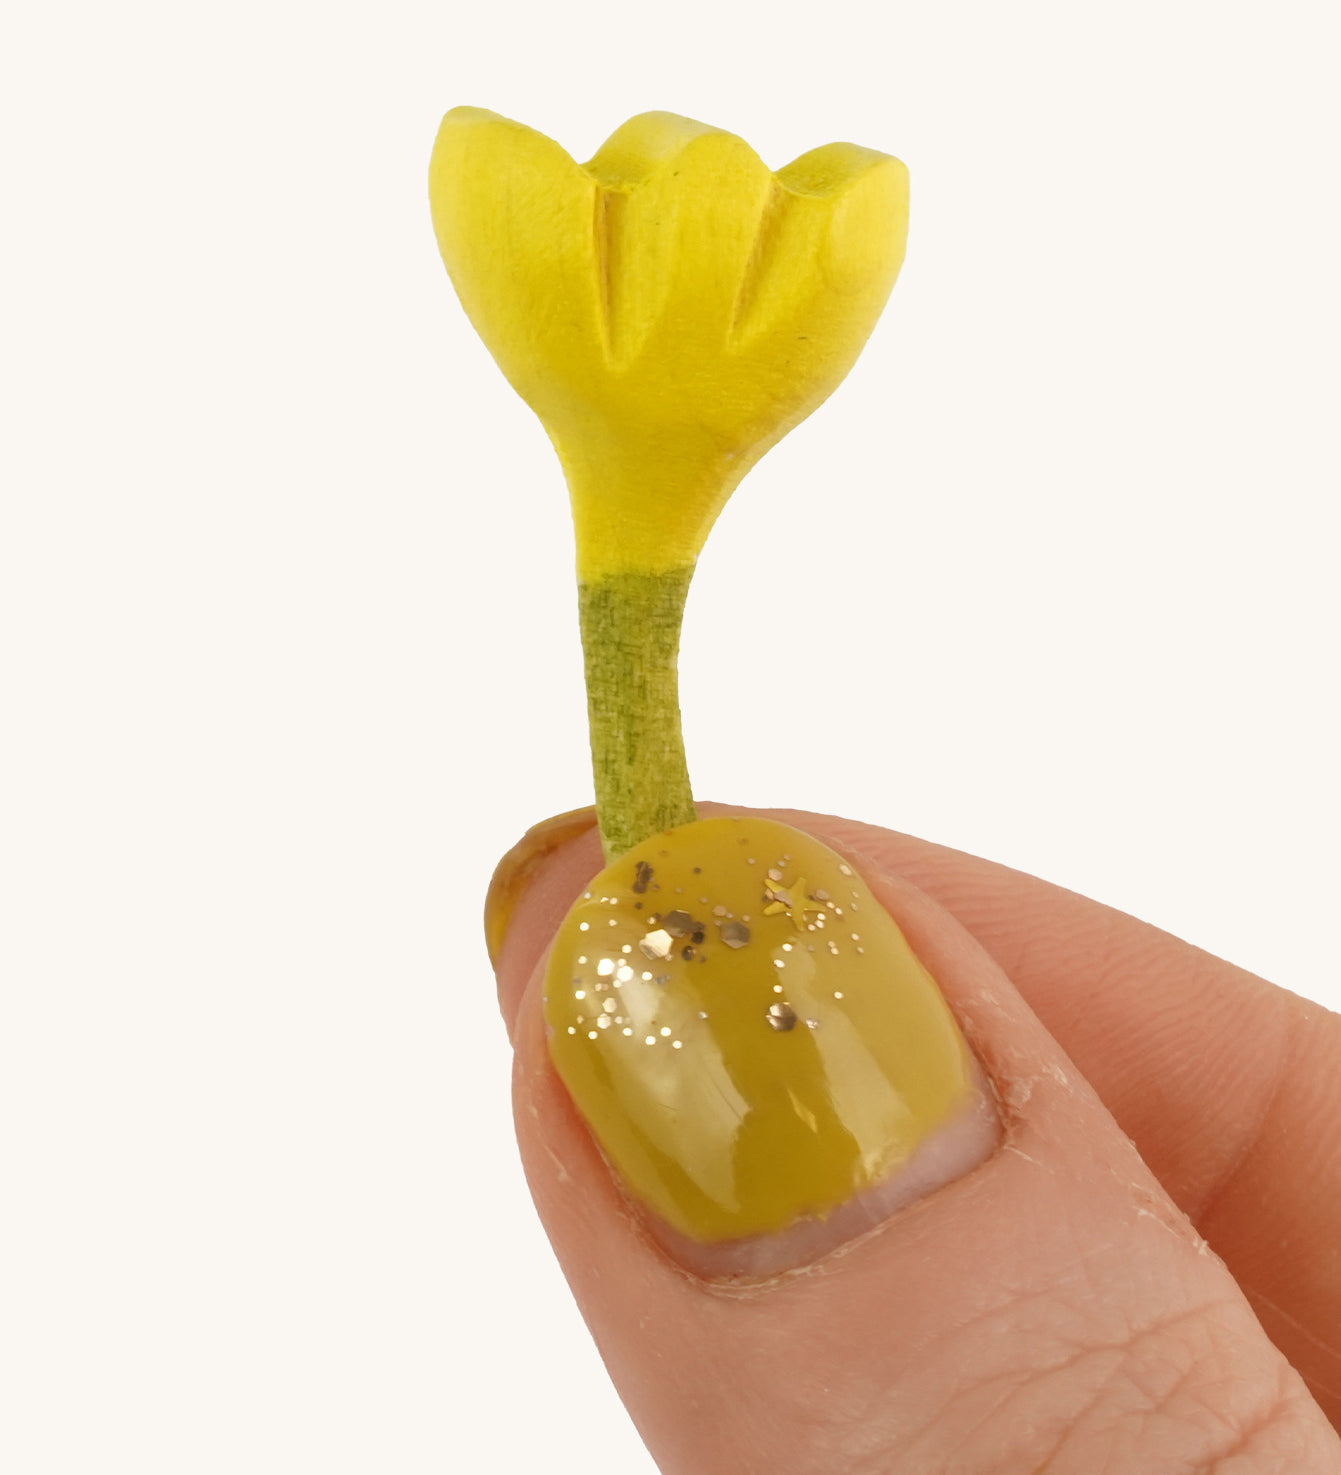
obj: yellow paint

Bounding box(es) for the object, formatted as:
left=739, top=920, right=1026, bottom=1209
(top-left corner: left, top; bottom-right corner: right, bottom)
left=429, top=109, right=909, bottom=581
left=544, top=818, right=973, bottom=1244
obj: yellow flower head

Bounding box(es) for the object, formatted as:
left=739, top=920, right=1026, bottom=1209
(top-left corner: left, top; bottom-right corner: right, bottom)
left=429, top=108, right=909, bottom=581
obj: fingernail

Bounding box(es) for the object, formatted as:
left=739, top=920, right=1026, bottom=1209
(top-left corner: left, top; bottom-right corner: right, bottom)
left=544, top=815, right=998, bottom=1275
left=484, top=806, right=597, bottom=968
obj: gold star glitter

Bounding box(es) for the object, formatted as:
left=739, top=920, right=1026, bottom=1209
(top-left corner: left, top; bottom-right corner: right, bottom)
left=761, top=875, right=825, bottom=932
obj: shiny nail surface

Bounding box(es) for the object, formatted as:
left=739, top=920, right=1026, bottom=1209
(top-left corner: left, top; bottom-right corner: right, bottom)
left=545, top=817, right=978, bottom=1245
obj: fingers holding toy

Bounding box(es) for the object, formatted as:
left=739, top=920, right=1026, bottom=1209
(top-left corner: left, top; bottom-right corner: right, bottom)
left=489, top=806, right=1341, bottom=1473
left=436, top=109, right=1340, bottom=1472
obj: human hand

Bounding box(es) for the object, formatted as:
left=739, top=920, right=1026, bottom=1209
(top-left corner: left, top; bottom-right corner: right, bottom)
left=486, top=804, right=1341, bottom=1473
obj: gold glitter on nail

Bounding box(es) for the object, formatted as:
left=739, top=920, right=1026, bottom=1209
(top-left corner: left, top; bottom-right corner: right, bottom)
left=761, top=874, right=825, bottom=932
left=639, top=928, right=674, bottom=960
left=766, top=1001, right=798, bottom=1031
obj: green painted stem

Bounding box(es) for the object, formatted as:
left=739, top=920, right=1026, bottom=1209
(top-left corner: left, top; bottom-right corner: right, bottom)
left=578, top=569, right=697, bottom=861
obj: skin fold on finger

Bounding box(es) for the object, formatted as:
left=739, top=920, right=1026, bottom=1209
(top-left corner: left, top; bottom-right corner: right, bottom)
left=488, top=803, right=1341, bottom=1428
left=502, top=832, right=1340, bottom=1473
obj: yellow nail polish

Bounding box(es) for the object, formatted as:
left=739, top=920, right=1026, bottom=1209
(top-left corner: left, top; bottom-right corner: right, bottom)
left=545, top=816, right=976, bottom=1245
left=483, top=806, right=597, bottom=968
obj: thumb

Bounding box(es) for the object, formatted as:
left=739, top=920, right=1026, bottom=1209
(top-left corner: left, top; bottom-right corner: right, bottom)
left=491, top=811, right=1338, bottom=1474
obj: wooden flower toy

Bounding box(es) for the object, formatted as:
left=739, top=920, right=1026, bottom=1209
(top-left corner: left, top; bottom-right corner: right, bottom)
left=433, top=113, right=990, bottom=1254
left=429, top=108, right=909, bottom=859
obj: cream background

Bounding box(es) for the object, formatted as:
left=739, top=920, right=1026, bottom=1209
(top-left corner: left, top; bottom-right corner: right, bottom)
left=2, top=0, right=1337, bottom=1469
